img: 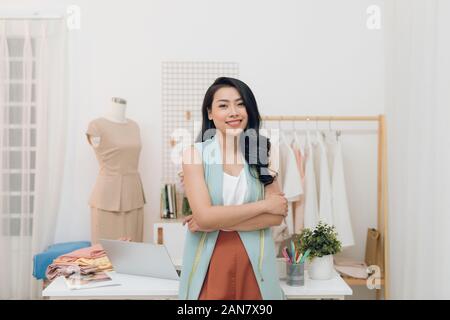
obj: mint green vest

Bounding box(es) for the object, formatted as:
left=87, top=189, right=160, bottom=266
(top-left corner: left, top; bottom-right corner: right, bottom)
left=178, top=135, right=285, bottom=300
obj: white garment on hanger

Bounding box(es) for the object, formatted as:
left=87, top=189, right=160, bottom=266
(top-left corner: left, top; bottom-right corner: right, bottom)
left=263, top=130, right=289, bottom=255
left=266, top=130, right=303, bottom=256
left=293, top=131, right=305, bottom=157
left=330, top=136, right=355, bottom=247
left=222, top=167, right=247, bottom=231
left=270, top=132, right=303, bottom=235
left=316, top=131, right=333, bottom=225
left=303, top=131, right=319, bottom=229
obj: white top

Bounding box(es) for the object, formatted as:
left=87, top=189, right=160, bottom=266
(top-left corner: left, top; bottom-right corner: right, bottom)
left=330, top=135, right=355, bottom=247
left=268, top=131, right=303, bottom=236
left=222, top=166, right=247, bottom=231
left=268, top=132, right=303, bottom=201
left=304, top=130, right=319, bottom=229
left=316, top=131, right=333, bottom=225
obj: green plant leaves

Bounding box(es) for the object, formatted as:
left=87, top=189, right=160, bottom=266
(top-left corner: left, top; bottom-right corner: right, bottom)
left=292, top=221, right=342, bottom=260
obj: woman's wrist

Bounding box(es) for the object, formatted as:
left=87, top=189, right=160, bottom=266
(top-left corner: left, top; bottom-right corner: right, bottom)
left=257, top=199, right=269, bottom=215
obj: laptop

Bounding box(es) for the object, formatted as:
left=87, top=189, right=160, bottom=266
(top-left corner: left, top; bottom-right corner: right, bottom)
left=100, top=239, right=180, bottom=281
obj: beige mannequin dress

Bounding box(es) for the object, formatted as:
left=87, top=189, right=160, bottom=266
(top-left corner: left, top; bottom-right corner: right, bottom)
left=86, top=117, right=146, bottom=244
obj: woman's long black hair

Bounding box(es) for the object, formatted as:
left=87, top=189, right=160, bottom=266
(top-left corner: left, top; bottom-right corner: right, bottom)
left=196, top=77, right=275, bottom=186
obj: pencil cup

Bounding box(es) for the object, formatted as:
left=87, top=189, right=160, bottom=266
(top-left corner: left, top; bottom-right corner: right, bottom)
left=277, top=258, right=287, bottom=279
left=286, top=262, right=305, bottom=286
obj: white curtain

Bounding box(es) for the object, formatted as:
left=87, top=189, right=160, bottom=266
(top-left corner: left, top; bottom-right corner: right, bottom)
left=385, top=0, right=450, bottom=299
left=0, top=19, right=67, bottom=299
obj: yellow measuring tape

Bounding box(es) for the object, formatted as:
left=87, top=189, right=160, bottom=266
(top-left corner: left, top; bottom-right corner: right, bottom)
left=185, top=232, right=207, bottom=299
left=259, top=229, right=265, bottom=282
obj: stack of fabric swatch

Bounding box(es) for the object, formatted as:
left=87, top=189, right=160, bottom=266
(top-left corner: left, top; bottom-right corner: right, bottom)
left=45, top=244, right=113, bottom=281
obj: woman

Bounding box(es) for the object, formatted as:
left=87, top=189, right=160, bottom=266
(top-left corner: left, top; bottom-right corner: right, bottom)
left=179, top=77, right=288, bottom=300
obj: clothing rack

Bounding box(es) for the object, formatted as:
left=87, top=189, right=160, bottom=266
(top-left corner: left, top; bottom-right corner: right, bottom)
left=261, top=114, right=389, bottom=300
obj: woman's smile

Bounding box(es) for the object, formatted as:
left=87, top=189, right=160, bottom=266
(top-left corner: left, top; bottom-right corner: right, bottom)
left=225, top=119, right=243, bottom=128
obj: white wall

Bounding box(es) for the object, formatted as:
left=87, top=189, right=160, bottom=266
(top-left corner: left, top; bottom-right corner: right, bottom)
left=1, top=0, right=385, bottom=261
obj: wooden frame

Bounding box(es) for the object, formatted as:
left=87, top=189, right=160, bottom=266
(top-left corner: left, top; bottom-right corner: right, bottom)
left=261, top=114, right=390, bottom=299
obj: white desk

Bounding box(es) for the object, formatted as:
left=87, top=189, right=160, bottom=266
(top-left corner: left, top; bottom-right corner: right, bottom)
left=42, top=271, right=352, bottom=300
left=43, top=272, right=179, bottom=300
left=280, top=271, right=353, bottom=300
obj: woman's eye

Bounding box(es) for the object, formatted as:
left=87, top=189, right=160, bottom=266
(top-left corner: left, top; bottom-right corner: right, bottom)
left=219, top=104, right=227, bottom=108
left=238, top=103, right=245, bottom=107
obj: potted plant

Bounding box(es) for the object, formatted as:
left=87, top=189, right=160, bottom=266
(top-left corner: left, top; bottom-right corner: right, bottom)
left=293, top=221, right=342, bottom=280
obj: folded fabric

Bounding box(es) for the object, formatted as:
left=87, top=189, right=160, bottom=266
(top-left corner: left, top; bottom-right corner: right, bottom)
left=32, top=241, right=91, bottom=280
left=45, top=263, right=99, bottom=281
left=55, top=244, right=106, bottom=263
left=334, top=257, right=369, bottom=279
left=335, top=265, right=369, bottom=279
left=45, top=244, right=114, bottom=281
left=71, top=256, right=113, bottom=272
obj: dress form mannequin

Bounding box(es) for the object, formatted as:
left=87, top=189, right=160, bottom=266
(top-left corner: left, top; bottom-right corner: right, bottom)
left=89, top=97, right=127, bottom=147
left=105, top=97, right=127, bottom=123
left=85, top=97, right=146, bottom=244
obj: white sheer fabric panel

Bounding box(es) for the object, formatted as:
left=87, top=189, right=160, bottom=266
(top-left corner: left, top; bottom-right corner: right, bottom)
left=385, top=0, right=450, bottom=299
left=0, top=19, right=67, bottom=299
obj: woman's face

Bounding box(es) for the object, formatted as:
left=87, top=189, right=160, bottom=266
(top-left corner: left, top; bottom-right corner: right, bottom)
left=208, top=86, right=248, bottom=137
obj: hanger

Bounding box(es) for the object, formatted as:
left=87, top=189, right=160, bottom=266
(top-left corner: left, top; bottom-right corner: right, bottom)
left=315, top=118, right=322, bottom=143
left=325, top=118, right=333, bottom=142
left=284, top=120, right=294, bottom=145
left=292, top=120, right=296, bottom=144
left=280, top=120, right=289, bottom=145
left=306, top=118, right=312, bottom=150
left=293, top=120, right=300, bottom=149
left=290, top=120, right=299, bottom=150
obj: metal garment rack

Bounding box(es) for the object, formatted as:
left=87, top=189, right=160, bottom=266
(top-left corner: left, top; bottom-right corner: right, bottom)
left=261, top=115, right=390, bottom=300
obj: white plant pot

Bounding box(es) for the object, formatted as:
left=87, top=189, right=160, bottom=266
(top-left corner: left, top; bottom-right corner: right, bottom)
left=309, top=254, right=334, bottom=280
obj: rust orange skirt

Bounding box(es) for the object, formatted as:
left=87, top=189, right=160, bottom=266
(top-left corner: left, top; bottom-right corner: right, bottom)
left=198, top=230, right=262, bottom=300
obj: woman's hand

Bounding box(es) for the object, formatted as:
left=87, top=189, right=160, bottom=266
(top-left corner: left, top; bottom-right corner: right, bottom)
left=182, top=215, right=216, bottom=233
left=264, top=192, right=288, bottom=216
